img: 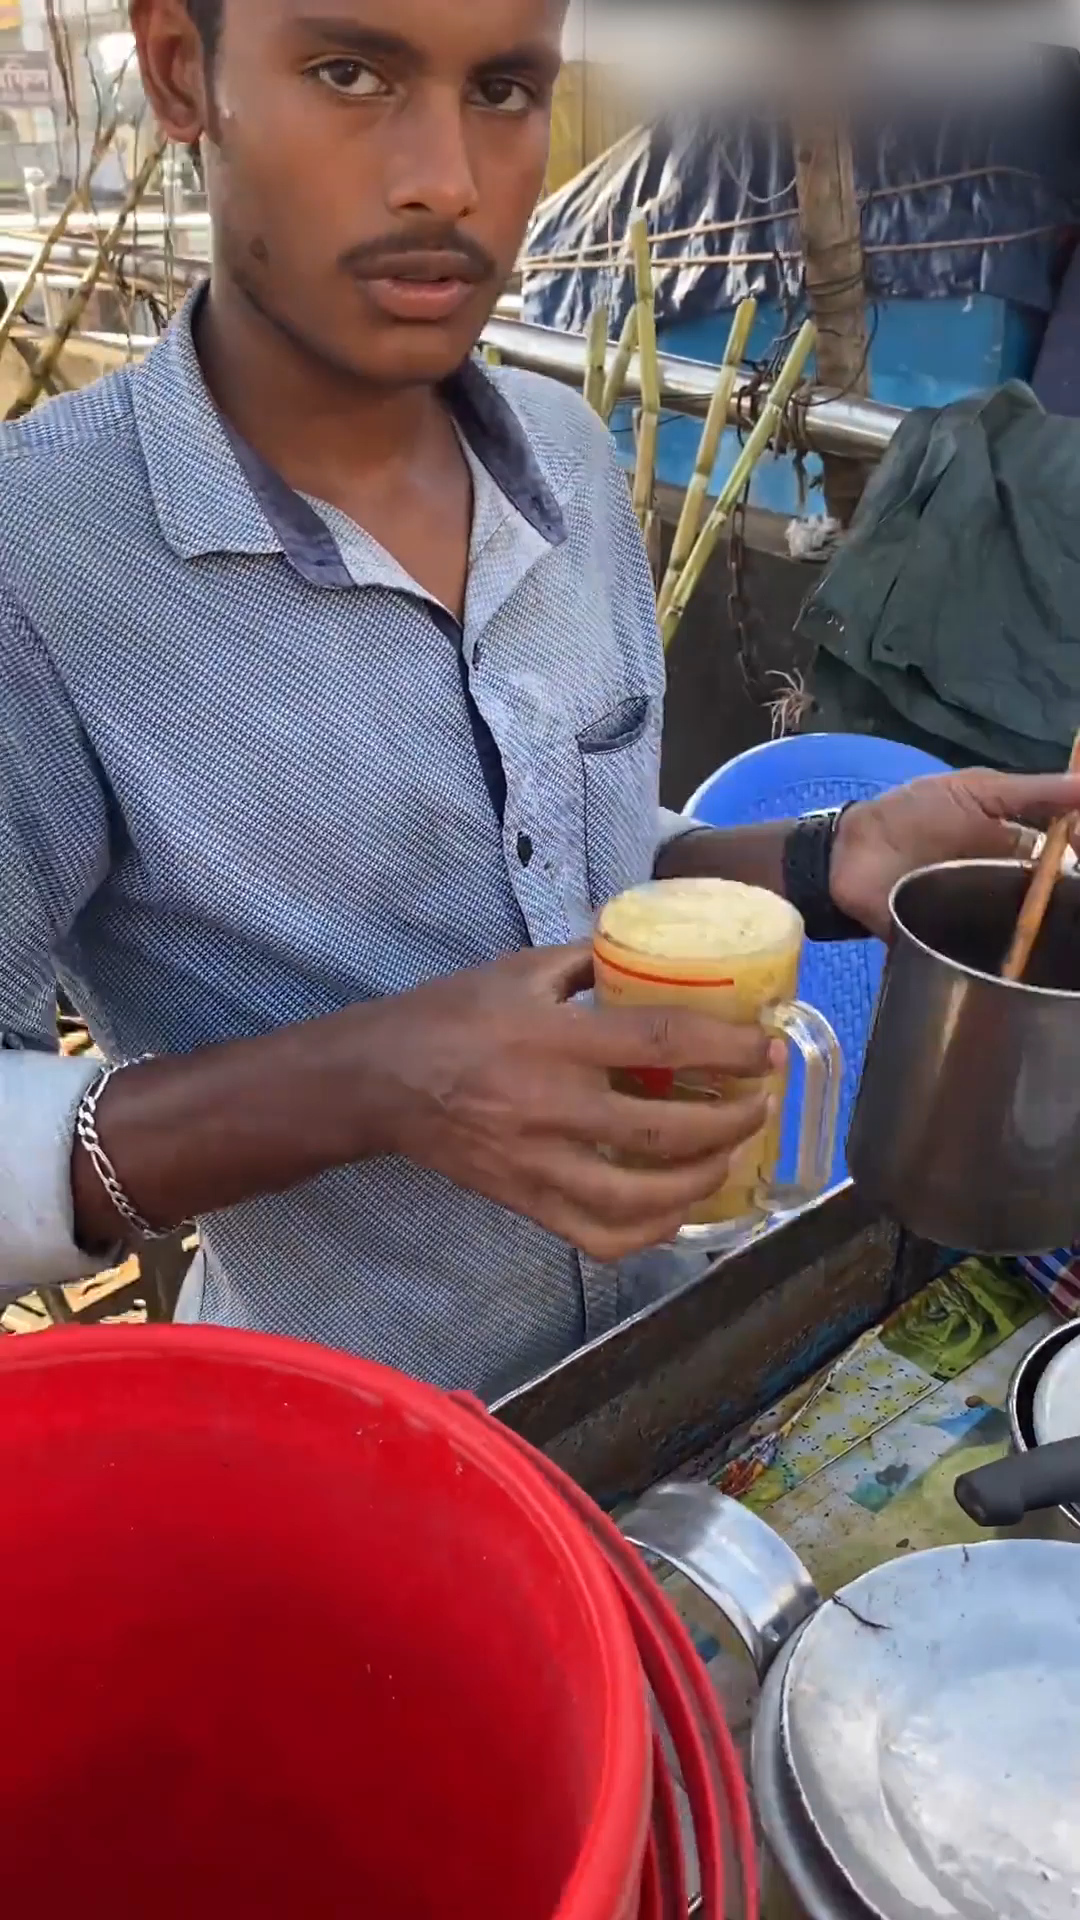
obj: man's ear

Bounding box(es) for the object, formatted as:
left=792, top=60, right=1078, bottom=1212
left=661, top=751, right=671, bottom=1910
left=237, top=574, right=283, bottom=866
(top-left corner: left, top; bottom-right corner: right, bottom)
left=130, top=0, right=209, bottom=148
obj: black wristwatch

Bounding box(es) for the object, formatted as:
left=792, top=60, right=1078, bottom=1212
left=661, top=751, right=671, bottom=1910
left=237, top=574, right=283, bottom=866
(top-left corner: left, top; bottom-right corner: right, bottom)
left=781, top=805, right=869, bottom=942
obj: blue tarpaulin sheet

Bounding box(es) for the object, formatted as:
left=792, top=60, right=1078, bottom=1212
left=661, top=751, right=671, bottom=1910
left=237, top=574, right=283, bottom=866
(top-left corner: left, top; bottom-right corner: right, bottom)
left=523, top=51, right=1080, bottom=336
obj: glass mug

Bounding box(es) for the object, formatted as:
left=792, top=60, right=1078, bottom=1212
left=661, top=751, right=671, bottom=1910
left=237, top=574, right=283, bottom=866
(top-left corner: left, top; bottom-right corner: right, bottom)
left=593, top=877, right=842, bottom=1250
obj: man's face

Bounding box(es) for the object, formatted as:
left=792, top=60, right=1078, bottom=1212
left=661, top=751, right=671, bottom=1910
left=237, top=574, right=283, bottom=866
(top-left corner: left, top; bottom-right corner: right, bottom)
left=138, top=0, right=563, bottom=385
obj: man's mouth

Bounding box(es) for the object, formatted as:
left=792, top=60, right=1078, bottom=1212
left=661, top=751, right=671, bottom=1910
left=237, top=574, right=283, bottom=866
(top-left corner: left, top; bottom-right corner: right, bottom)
left=354, top=250, right=488, bottom=323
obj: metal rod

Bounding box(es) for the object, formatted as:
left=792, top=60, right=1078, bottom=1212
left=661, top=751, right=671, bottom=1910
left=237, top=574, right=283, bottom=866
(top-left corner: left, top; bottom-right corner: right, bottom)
left=481, top=315, right=903, bottom=461
left=0, top=247, right=901, bottom=463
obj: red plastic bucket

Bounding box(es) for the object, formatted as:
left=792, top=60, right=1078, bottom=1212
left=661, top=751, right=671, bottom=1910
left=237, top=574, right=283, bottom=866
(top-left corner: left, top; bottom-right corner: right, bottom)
left=0, top=1327, right=755, bottom=1918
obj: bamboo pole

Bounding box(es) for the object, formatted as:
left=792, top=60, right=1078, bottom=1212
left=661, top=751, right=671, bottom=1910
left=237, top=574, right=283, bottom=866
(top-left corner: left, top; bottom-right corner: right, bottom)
left=656, top=297, right=757, bottom=622
left=0, top=112, right=120, bottom=362
left=1002, top=731, right=1080, bottom=981
left=7, top=141, right=165, bottom=421
left=660, top=319, right=817, bottom=651
left=582, top=300, right=609, bottom=413
left=791, top=107, right=870, bottom=526
left=629, top=212, right=659, bottom=562
left=599, top=303, right=637, bottom=423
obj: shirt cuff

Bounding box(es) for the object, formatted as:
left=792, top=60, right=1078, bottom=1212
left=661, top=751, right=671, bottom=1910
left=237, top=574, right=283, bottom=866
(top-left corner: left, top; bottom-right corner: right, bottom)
left=654, top=806, right=708, bottom=865
left=0, top=1048, right=121, bottom=1294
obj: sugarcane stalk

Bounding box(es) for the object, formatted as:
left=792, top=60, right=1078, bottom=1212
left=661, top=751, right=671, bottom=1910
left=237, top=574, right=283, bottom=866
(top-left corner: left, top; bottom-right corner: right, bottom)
left=656, top=296, right=757, bottom=621
left=629, top=212, right=659, bottom=556
left=599, top=303, right=637, bottom=423
left=0, top=112, right=120, bottom=361
left=8, top=141, right=165, bottom=420
left=582, top=300, right=609, bottom=413
left=661, top=319, right=817, bottom=650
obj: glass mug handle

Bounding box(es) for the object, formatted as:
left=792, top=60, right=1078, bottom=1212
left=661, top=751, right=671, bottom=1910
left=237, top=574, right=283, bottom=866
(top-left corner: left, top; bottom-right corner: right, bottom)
left=758, top=1000, right=842, bottom=1213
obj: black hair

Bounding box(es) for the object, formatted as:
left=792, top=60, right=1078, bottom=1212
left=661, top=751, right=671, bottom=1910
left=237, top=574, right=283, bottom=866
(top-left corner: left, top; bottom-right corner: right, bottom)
left=186, top=0, right=221, bottom=57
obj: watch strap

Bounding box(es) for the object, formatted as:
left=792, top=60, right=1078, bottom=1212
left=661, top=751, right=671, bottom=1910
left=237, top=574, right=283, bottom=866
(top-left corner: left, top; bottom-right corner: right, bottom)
left=782, top=805, right=869, bottom=942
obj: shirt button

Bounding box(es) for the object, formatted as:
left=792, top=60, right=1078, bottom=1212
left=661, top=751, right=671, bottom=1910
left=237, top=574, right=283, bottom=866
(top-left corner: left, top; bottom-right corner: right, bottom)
left=517, top=832, right=534, bottom=867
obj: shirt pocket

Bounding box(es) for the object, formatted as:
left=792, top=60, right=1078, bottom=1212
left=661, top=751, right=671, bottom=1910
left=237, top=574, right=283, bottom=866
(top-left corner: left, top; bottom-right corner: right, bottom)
left=578, top=693, right=662, bottom=912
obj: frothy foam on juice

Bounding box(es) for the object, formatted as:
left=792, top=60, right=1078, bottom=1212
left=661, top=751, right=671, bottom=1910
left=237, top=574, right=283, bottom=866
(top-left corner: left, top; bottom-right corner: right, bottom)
left=598, top=879, right=801, bottom=961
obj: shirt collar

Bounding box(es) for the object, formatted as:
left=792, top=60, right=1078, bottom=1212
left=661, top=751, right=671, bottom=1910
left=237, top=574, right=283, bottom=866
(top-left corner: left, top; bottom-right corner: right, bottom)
left=130, top=285, right=566, bottom=583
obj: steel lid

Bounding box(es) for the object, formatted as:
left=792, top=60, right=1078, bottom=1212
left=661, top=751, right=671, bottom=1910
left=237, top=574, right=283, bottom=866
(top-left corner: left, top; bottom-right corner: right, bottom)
left=777, top=1540, right=1080, bottom=1919
left=1032, top=1330, right=1080, bottom=1449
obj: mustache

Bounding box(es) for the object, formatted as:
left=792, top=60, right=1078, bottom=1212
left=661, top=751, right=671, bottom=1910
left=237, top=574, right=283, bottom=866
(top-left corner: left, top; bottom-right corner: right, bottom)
left=339, top=226, right=497, bottom=282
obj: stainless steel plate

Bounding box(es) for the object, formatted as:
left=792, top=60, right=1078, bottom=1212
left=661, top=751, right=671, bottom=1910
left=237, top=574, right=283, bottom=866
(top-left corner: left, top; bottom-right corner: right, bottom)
left=1033, top=1330, right=1080, bottom=1448
left=779, top=1540, right=1080, bottom=1920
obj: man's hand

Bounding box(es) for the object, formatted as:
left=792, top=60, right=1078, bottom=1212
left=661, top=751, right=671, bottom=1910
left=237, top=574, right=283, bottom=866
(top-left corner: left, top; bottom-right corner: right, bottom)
left=361, top=943, right=778, bottom=1263
left=75, top=944, right=778, bottom=1266
left=830, top=768, right=1080, bottom=939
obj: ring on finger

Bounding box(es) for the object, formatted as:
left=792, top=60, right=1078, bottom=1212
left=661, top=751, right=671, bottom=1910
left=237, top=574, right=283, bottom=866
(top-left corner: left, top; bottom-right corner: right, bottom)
left=1012, top=823, right=1078, bottom=871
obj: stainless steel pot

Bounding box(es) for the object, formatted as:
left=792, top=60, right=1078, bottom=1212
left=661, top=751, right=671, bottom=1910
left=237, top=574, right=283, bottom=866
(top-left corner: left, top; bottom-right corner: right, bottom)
left=847, top=860, right=1080, bottom=1253
left=622, top=1482, right=1080, bottom=1920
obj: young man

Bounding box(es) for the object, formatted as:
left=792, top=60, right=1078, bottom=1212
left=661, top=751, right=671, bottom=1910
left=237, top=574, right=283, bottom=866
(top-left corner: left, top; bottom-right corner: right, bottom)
left=0, top=0, right=1075, bottom=1400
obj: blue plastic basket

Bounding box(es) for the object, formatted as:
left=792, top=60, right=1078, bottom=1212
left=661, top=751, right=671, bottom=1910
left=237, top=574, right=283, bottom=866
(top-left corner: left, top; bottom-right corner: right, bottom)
left=683, top=733, right=949, bottom=1188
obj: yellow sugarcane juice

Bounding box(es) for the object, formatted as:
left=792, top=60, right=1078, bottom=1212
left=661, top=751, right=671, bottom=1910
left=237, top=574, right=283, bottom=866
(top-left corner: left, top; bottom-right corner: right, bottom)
left=593, top=878, right=841, bottom=1244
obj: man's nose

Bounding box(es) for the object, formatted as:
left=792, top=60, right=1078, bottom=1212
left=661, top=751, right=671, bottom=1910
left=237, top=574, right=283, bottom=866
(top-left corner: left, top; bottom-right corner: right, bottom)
left=383, top=83, right=481, bottom=223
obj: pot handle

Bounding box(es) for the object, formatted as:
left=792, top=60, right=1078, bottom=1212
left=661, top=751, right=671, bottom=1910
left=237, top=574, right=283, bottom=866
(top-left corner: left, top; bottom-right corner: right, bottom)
left=955, top=1435, right=1080, bottom=1527
left=619, top=1481, right=820, bottom=1680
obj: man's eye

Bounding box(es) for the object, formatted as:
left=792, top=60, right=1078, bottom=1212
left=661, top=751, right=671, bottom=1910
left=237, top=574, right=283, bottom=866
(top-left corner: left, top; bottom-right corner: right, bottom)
left=469, top=76, right=534, bottom=113
left=310, top=59, right=385, bottom=98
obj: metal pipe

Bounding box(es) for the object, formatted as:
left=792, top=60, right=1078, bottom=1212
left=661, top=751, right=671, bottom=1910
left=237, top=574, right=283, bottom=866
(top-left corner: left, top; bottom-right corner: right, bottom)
left=0, top=238, right=901, bottom=460
left=0, top=231, right=208, bottom=284
left=0, top=232, right=524, bottom=314
left=481, top=315, right=903, bottom=461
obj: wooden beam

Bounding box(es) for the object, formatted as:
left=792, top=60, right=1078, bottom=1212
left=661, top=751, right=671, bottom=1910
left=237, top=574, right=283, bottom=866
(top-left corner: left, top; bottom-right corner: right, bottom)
left=791, top=109, right=871, bottom=526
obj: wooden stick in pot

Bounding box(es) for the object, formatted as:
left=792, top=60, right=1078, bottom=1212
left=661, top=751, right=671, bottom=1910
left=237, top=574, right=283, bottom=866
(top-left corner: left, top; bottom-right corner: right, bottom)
left=1001, top=730, right=1080, bottom=982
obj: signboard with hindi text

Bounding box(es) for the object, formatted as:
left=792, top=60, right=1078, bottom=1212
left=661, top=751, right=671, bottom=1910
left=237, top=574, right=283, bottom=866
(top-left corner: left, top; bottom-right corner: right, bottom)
left=0, top=52, right=53, bottom=111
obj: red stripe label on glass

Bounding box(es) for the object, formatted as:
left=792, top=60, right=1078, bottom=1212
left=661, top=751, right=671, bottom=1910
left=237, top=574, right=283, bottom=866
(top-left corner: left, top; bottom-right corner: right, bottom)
left=596, top=950, right=736, bottom=990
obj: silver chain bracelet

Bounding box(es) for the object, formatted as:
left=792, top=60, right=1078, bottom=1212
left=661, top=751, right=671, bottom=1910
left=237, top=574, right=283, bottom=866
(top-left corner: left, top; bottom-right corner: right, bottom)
left=74, top=1058, right=172, bottom=1241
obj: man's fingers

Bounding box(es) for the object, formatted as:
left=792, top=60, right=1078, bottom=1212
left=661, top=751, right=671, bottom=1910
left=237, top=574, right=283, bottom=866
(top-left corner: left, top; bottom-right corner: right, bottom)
left=564, top=1002, right=779, bottom=1078
left=962, top=769, right=1080, bottom=826
left=588, top=1087, right=770, bottom=1161
left=535, top=1139, right=737, bottom=1229
left=511, top=1062, right=771, bottom=1158
left=548, top=1201, right=689, bottom=1265
left=531, top=1142, right=738, bottom=1261
left=524, top=941, right=595, bottom=1004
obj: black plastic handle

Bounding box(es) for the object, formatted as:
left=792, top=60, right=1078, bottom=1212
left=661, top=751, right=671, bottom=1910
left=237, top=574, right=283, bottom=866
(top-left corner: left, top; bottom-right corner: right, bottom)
left=955, top=1438, right=1080, bottom=1527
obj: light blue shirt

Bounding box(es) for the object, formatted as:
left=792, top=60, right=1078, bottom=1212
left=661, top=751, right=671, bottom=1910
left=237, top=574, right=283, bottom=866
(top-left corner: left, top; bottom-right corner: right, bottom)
left=0, top=290, right=693, bottom=1399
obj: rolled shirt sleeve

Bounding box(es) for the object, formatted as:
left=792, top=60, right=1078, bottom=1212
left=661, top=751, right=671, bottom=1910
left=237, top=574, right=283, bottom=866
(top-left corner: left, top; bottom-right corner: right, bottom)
left=654, top=804, right=707, bottom=865
left=0, top=1045, right=115, bottom=1291
left=0, top=575, right=118, bottom=1294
